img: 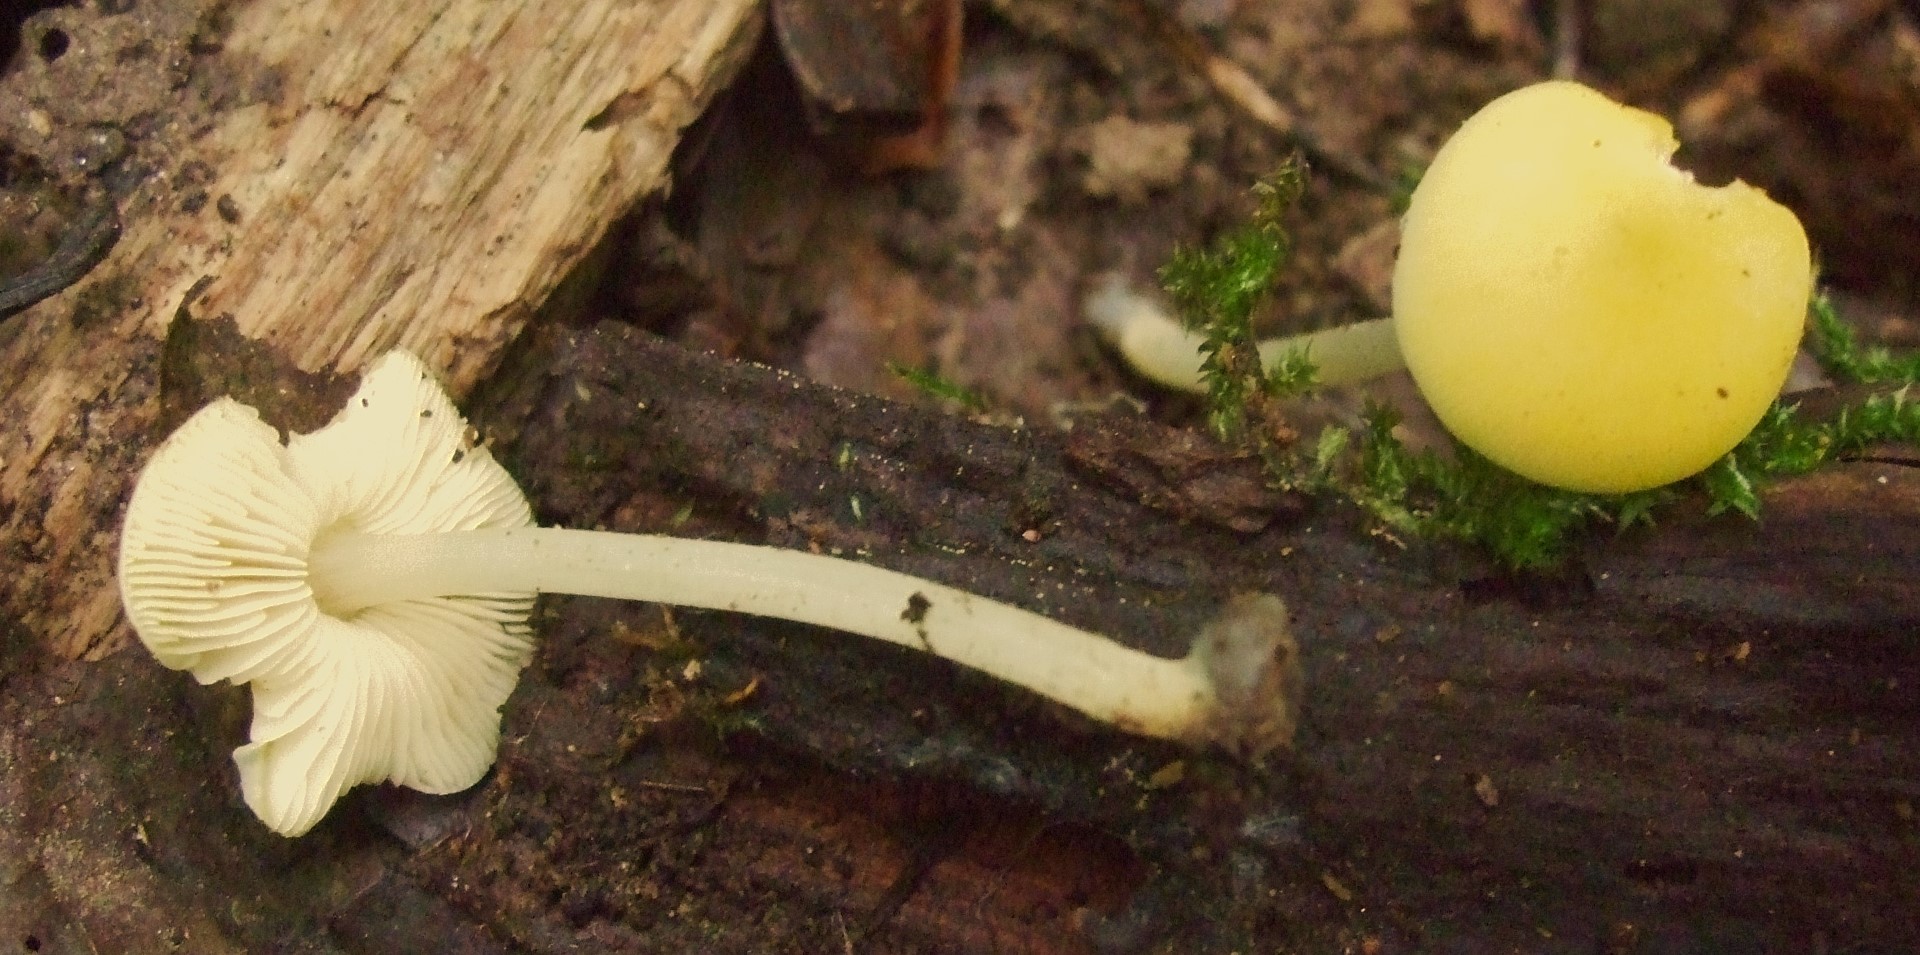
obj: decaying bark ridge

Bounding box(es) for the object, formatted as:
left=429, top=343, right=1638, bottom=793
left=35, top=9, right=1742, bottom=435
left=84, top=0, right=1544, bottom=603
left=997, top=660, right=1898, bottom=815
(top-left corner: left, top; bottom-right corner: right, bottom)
left=0, top=0, right=762, bottom=660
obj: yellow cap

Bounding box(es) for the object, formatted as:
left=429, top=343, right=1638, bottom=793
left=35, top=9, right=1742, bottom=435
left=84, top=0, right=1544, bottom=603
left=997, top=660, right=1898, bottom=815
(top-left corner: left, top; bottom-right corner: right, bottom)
left=1392, top=81, right=1812, bottom=493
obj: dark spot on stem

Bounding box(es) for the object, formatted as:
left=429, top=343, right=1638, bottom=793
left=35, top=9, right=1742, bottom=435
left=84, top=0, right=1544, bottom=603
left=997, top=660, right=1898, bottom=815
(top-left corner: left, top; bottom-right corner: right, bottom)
left=903, top=592, right=933, bottom=651
left=902, top=592, right=931, bottom=624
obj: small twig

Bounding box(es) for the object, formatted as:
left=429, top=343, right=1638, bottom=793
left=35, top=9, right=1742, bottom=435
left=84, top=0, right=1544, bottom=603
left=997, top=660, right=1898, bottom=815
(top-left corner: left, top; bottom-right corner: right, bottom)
left=853, top=817, right=966, bottom=944
left=834, top=910, right=856, bottom=955
left=1552, top=0, right=1585, bottom=79
left=633, top=779, right=713, bottom=794
left=0, top=196, right=121, bottom=320
left=1127, top=0, right=1386, bottom=189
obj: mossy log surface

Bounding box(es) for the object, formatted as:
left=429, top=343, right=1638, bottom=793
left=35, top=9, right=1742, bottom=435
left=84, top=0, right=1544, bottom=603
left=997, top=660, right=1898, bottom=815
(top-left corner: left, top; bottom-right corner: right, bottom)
left=7, top=320, right=1913, bottom=953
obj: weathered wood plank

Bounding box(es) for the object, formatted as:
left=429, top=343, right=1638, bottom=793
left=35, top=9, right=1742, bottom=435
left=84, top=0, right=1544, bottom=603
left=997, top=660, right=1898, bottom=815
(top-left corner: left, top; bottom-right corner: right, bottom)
left=0, top=0, right=763, bottom=660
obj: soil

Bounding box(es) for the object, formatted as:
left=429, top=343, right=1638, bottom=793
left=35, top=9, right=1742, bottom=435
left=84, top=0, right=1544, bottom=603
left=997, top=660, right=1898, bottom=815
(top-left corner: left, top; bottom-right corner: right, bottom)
left=4, top=1, right=1920, bottom=953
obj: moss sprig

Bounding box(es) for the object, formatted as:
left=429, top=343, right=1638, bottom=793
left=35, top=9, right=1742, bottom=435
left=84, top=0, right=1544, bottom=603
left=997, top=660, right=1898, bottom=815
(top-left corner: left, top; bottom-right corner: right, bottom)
left=888, top=361, right=989, bottom=412
left=1699, top=293, right=1920, bottom=517
left=1806, top=292, right=1920, bottom=384
left=1703, top=380, right=1920, bottom=518
left=1159, top=155, right=1312, bottom=443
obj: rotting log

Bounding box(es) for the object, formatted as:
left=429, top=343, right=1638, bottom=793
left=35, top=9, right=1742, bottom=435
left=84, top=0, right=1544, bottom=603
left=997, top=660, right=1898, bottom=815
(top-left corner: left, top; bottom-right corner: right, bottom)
left=3, top=319, right=1916, bottom=950
left=461, top=323, right=1920, bottom=951
left=0, top=0, right=763, bottom=661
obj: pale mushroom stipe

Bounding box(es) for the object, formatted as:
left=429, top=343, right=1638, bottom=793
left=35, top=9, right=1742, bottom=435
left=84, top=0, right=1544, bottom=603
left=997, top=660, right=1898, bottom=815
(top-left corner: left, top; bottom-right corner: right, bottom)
left=1088, top=80, right=1813, bottom=493
left=118, top=351, right=1303, bottom=836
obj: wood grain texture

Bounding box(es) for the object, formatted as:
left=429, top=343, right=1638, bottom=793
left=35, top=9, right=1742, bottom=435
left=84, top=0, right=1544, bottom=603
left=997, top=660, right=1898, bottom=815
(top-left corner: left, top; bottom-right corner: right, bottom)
left=0, top=0, right=762, bottom=660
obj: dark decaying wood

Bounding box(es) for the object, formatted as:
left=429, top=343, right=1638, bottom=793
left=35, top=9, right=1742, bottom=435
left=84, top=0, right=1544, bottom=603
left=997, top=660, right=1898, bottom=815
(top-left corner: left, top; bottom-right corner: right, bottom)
left=8, top=319, right=1910, bottom=953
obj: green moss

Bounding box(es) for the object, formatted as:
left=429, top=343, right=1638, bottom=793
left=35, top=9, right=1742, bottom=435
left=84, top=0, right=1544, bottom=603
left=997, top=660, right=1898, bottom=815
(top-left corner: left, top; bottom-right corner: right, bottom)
left=887, top=361, right=987, bottom=412
left=1806, top=292, right=1920, bottom=384
left=1387, top=161, right=1424, bottom=216
left=1159, top=155, right=1309, bottom=442
left=1349, top=403, right=1673, bottom=569
left=1262, top=344, right=1320, bottom=398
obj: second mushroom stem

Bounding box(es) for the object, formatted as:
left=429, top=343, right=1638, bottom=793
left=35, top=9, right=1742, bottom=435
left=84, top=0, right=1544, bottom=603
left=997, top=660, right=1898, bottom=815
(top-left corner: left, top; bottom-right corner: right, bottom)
left=308, top=526, right=1232, bottom=743
left=1085, top=276, right=1403, bottom=393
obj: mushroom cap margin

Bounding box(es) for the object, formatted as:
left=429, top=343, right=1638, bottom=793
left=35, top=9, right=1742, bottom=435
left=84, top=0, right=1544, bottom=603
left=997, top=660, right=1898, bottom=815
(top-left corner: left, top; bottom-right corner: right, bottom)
left=116, top=351, right=537, bottom=836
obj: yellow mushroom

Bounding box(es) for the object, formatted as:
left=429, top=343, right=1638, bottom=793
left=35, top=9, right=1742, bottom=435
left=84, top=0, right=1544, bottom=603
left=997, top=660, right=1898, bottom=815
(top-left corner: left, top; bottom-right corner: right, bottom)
left=1394, top=80, right=1812, bottom=493
left=1088, top=80, right=1812, bottom=494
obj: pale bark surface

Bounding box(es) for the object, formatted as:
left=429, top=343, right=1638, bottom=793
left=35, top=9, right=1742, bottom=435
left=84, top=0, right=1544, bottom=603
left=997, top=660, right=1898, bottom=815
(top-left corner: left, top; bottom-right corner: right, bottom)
left=0, top=0, right=762, bottom=660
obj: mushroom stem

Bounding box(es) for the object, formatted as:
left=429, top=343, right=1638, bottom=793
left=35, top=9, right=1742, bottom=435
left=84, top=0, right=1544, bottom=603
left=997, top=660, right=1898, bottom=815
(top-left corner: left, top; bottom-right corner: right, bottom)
left=1256, top=317, right=1402, bottom=385
left=1084, top=275, right=1402, bottom=393
left=118, top=349, right=1304, bottom=836
left=307, top=526, right=1294, bottom=751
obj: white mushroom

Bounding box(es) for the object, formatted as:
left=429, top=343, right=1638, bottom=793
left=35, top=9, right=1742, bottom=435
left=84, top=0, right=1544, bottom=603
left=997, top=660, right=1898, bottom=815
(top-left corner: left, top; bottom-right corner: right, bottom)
left=118, top=350, right=1302, bottom=836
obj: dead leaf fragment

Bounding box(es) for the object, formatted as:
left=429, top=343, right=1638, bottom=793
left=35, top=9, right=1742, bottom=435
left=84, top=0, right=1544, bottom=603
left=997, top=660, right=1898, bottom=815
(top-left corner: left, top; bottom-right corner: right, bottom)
left=722, top=676, right=761, bottom=706
left=1143, top=760, right=1187, bottom=790
left=1321, top=871, right=1356, bottom=902
left=1459, top=0, right=1543, bottom=51
left=1079, top=116, right=1195, bottom=204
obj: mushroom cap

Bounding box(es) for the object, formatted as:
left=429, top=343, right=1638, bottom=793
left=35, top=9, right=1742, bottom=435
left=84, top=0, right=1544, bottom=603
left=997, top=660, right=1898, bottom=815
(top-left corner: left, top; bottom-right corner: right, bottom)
left=118, top=351, right=536, bottom=836
left=1392, top=81, right=1812, bottom=493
